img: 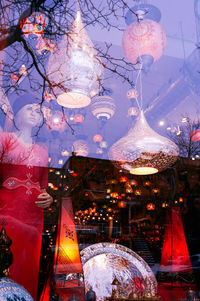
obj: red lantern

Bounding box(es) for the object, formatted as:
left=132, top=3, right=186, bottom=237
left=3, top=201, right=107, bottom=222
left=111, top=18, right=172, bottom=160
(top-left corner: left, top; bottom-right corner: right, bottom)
left=118, top=200, right=126, bottom=208
left=122, top=19, right=166, bottom=66
left=119, top=176, right=128, bottom=183
left=93, top=134, right=103, bottom=143
left=74, top=114, right=84, bottom=123
left=146, top=203, right=155, bottom=211
left=126, top=89, right=138, bottom=99
left=190, top=129, right=200, bottom=142
left=110, top=192, right=119, bottom=199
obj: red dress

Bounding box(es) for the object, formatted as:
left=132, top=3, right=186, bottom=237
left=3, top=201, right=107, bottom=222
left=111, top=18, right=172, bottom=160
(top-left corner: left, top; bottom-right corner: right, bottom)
left=0, top=132, right=48, bottom=300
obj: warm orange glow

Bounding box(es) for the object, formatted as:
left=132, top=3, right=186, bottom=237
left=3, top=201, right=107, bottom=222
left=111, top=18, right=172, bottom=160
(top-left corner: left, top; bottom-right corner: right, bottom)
left=54, top=197, right=83, bottom=274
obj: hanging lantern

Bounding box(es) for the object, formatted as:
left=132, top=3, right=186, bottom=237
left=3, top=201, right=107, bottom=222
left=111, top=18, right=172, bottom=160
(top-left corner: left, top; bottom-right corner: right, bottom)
left=128, top=107, right=138, bottom=117
left=129, top=179, right=138, bottom=186
left=47, top=11, right=103, bottom=108
left=91, top=95, right=116, bottom=120
left=118, top=200, right=127, bottom=208
left=74, top=114, right=84, bottom=123
left=122, top=19, right=166, bottom=70
left=126, top=89, right=138, bottom=99
left=146, top=203, right=155, bottom=211
left=152, top=187, right=160, bottom=194
left=73, top=139, right=89, bottom=157
left=119, top=176, right=128, bottom=183
left=45, top=109, right=67, bottom=132
left=20, top=12, right=47, bottom=39
left=93, top=134, right=103, bottom=143
left=190, top=129, right=200, bottom=142
left=109, top=110, right=179, bottom=175
left=110, top=192, right=119, bottom=199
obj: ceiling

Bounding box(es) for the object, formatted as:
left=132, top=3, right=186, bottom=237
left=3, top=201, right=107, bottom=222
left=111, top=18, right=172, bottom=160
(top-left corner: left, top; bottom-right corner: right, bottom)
left=1, top=0, right=200, bottom=168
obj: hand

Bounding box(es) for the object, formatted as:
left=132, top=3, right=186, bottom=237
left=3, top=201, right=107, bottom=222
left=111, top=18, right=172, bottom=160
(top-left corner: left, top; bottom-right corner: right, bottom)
left=35, top=190, right=53, bottom=208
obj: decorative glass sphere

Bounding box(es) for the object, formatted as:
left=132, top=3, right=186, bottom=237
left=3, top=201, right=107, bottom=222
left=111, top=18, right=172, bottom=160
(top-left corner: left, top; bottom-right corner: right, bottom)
left=91, top=95, right=116, bottom=120
left=109, top=110, right=179, bottom=175
left=0, top=278, right=33, bottom=300
left=122, top=19, right=166, bottom=67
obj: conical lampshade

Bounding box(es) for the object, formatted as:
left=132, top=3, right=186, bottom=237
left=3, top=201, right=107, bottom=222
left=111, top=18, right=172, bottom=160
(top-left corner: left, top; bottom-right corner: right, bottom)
left=109, top=110, right=179, bottom=175
left=47, top=11, right=103, bottom=108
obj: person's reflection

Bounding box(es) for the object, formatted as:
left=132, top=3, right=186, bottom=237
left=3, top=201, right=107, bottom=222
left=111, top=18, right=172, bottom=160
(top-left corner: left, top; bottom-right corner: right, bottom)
left=0, top=94, right=52, bottom=300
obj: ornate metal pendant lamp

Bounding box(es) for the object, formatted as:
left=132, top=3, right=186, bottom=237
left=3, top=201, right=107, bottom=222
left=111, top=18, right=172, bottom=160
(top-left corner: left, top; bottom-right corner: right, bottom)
left=109, top=109, right=179, bottom=175
left=47, top=10, right=103, bottom=108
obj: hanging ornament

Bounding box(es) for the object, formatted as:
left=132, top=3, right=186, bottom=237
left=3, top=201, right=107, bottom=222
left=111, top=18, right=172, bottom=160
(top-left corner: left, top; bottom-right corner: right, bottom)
left=91, top=95, right=116, bottom=120
left=93, top=134, right=103, bottom=143
left=45, top=109, right=67, bottom=132
left=109, top=110, right=179, bottom=175
left=36, top=37, right=56, bottom=55
left=73, top=139, right=89, bottom=157
left=146, top=203, right=155, bottom=211
left=122, top=18, right=166, bottom=71
left=20, top=12, right=47, bottom=39
left=74, top=114, right=84, bottom=123
left=47, top=10, right=103, bottom=108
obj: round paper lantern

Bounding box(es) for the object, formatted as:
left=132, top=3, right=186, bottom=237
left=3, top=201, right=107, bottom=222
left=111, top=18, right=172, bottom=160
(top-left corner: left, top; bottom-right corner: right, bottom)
left=91, top=95, right=116, bottom=120
left=47, top=11, right=103, bottom=108
left=190, top=129, right=200, bottom=142
left=122, top=19, right=166, bottom=69
left=0, top=278, right=33, bottom=300
left=109, top=110, right=179, bottom=175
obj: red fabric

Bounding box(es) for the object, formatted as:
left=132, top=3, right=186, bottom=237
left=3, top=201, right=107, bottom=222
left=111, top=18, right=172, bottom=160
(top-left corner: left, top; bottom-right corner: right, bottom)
left=0, top=132, right=48, bottom=300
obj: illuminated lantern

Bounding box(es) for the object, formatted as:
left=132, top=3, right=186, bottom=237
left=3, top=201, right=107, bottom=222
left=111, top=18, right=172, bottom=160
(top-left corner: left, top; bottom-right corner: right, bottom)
left=91, top=95, right=116, bottom=120
left=74, top=114, right=84, bottom=123
left=152, top=187, right=160, bottom=194
left=190, top=129, right=200, bottom=142
left=119, top=176, right=128, bottom=183
left=110, top=192, right=119, bottom=199
left=10, top=73, right=19, bottom=82
left=46, top=110, right=67, bottom=132
left=73, top=139, right=89, bottom=157
left=47, top=11, right=103, bottom=108
left=20, top=12, right=47, bottom=39
left=143, top=181, right=151, bottom=187
left=122, top=19, right=166, bottom=71
left=128, top=107, right=138, bottom=117
left=135, top=189, right=141, bottom=196
left=126, top=89, right=138, bottom=99
left=109, top=110, right=179, bottom=175
left=44, top=90, right=55, bottom=102
left=118, top=200, right=127, bottom=208
left=129, top=179, right=138, bottom=186
left=36, top=37, right=56, bottom=55
left=93, top=134, right=103, bottom=143
left=126, top=187, right=133, bottom=194
left=146, top=203, right=155, bottom=211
